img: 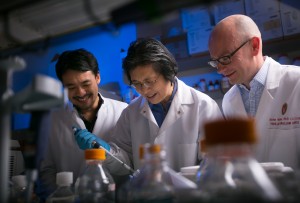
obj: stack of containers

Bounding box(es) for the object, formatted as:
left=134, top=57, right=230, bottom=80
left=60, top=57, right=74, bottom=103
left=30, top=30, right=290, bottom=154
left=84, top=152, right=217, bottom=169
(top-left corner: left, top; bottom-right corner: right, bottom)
left=181, top=6, right=214, bottom=55
left=212, top=0, right=246, bottom=24
left=244, top=0, right=283, bottom=41
left=280, top=0, right=300, bottom=38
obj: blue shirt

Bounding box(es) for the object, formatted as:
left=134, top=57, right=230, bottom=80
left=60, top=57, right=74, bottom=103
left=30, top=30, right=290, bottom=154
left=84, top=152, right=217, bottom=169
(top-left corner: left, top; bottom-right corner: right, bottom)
left=149, top=80, right=178, bottom=127
left=238, top=57, right=270, bottom=117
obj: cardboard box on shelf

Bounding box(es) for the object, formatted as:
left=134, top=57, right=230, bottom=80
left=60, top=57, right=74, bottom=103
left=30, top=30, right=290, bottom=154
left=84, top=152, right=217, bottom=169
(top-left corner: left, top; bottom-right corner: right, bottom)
left=280, top=0, right=300, bottom=37
left=187, top=26, right=213, bottom=55
left=163, top=36, right=189, bottom=59
left=212, top=0, right=245, bottom=24
left=244, top=0, right=283, bottom=41
left=245, top=0, right=280, bottom=16
left=251, top=13, right=283, bottom=41
left=181, top=6, right=213, bottom=32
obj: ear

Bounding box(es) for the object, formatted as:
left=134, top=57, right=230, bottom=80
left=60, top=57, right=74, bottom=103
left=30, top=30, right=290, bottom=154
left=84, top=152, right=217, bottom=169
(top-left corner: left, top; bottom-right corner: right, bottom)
left=96, top=72, right=101, bottom=85
left=250, top=37, right=260, bottom=56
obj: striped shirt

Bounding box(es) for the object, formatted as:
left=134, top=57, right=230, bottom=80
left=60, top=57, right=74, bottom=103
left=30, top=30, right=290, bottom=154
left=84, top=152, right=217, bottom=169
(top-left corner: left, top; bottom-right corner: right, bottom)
left=238, top=57, right=270, bottom=117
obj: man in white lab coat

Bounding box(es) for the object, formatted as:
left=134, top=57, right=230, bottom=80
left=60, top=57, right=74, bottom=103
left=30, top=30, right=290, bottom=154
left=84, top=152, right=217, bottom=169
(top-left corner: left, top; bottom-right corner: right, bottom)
left=74, top=38, right=222, bottom=175
left=208, top=14, right=300, bottom=170
left=38, top=49, right=127, bottom=198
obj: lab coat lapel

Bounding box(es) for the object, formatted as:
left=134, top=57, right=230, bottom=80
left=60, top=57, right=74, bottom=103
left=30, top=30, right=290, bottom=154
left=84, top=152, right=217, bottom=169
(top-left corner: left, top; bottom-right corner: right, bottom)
left=70, top=106, right=86, bottom=129
left=256, top=59, right=280, bottom=119
left=229, top=87, right=248, bottom=117
left=158, top=80, right=190, bottom=134
left=140, top=98, right=160, bottom=140
left=92, top=101, right=107, bottom=135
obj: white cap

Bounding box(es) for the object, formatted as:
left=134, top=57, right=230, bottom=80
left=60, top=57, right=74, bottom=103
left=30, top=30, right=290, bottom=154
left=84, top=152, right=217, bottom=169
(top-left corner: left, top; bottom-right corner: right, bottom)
left=282, top=167, right=294, bottom=174
left=11, top=175, right=27, bottom=188
left=56, top=172, right=73, bottom=186
left=260, top=162, right=284, bottom=173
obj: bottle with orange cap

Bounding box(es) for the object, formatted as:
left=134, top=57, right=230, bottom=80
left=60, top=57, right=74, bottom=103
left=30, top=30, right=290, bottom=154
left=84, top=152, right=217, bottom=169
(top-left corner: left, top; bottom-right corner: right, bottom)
left=118, top=143, right=196, bottom=203
left=129, top=144, right=175, bottom=203
left=75, top=148, right=115, bottom=203
left=117, top=144, right=146, bottom=203
left=195, top=118, right=282, bottom=203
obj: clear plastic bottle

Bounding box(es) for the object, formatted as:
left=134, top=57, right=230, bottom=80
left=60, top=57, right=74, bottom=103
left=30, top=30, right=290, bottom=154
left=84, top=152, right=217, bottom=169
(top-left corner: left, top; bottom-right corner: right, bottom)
left=75, top=148, right=115, bottom=203
left=196, top=118, right=282, bottom=203
left=46, top=172, right=75, bottom=203
left=121, top=144, right=196, bottom=203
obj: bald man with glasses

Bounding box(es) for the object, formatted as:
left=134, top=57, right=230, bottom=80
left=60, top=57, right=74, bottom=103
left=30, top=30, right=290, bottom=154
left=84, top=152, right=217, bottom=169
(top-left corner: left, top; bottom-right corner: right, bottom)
left=208, top=14, right=300, bottom=170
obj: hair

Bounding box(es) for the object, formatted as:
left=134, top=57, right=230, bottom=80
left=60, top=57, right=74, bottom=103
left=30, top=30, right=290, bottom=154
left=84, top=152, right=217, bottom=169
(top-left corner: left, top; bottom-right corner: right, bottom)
left=55, top=48, right=99, bottom=82
left=122, top=38, right=178, bottom=84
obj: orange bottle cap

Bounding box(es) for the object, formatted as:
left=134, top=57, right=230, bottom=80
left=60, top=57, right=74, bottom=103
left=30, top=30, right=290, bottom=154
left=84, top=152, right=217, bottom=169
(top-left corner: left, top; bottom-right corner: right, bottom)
left=139, top=144, right=145, bottom=160
left=148, top=144, right=161, bottom=154
left=204, top=118, right=257, bottom=146
left=85, top=149, right=106, bottom=160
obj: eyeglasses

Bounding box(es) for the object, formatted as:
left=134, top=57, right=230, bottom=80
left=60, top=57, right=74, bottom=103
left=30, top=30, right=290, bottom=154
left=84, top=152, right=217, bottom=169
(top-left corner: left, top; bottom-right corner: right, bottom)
left=208, top=39, right=251, bottom=68
left=131, top=75, right=160, bottom=90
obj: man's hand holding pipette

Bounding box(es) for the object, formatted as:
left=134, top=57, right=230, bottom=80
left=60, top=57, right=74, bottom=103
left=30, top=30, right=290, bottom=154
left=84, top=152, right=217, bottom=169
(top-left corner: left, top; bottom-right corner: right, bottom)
left=72, top=127, right=110, bottom=151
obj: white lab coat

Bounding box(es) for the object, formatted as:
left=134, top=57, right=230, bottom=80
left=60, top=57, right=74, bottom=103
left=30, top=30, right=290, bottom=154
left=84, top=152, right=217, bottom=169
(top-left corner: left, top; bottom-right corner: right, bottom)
left=105, top=78, right=223, bottom=175
left=39, top=94, right=127, bottom=192
left=222, top=57, right=300, bottom=169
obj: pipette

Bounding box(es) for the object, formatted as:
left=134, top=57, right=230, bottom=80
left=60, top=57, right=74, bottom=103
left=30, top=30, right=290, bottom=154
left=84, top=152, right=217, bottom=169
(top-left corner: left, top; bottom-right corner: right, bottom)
left=72, top=127, right=135, bottom=174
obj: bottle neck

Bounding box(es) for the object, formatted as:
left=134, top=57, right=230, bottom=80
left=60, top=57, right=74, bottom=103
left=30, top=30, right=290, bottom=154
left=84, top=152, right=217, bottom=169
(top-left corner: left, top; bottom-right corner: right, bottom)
left=206, top=143, right=253, bottom=159
left=144, top=151, right=166, bottom=168
left=141, top=151, right=167, bottom=181
left=86, top=159, right=104, bottom=165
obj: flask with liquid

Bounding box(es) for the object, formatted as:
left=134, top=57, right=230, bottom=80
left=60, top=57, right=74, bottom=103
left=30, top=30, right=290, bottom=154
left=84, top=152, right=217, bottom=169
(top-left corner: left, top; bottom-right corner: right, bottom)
left=46, top=172, right=74, bottom=203
left=196, top=118, right=282, bottom=203
left=75, top=148, right=115, bottom=203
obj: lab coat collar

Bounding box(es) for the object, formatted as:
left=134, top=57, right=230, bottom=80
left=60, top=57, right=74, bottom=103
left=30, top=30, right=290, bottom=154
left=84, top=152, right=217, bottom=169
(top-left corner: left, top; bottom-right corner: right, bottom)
left=226, top=86, right=248, bottom=117
left=68, top=92, right=107, bottom=132
left=264, top=57, right=281, bottom=92
left=176, top=78, right=194, bottom=105
left=255, top=57, right=281, bottom=119
left=139, top=78, right=193, bottom=133
left=224, top=57, right=280, bottom=118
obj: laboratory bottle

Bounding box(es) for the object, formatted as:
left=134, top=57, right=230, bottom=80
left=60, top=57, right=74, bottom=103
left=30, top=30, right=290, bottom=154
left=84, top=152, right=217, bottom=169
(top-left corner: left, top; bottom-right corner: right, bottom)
left=220, top=76, right=231, bottom=93
left=75, top=148, right=115, bottom=203
left=195, top=139, right=208, bottom=183
left=117, top=144, right=145, bottom=203
left=277, top=54, right=291, bottom=65
left=46, top=171, right=75, bottom=203
left=196, top=118, right=282, bottom=203
left=10, top=175, right=27, bottom=203
left=125, top=144, right=196, bottom=203
left=198, top=78, right=207, bottom=92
